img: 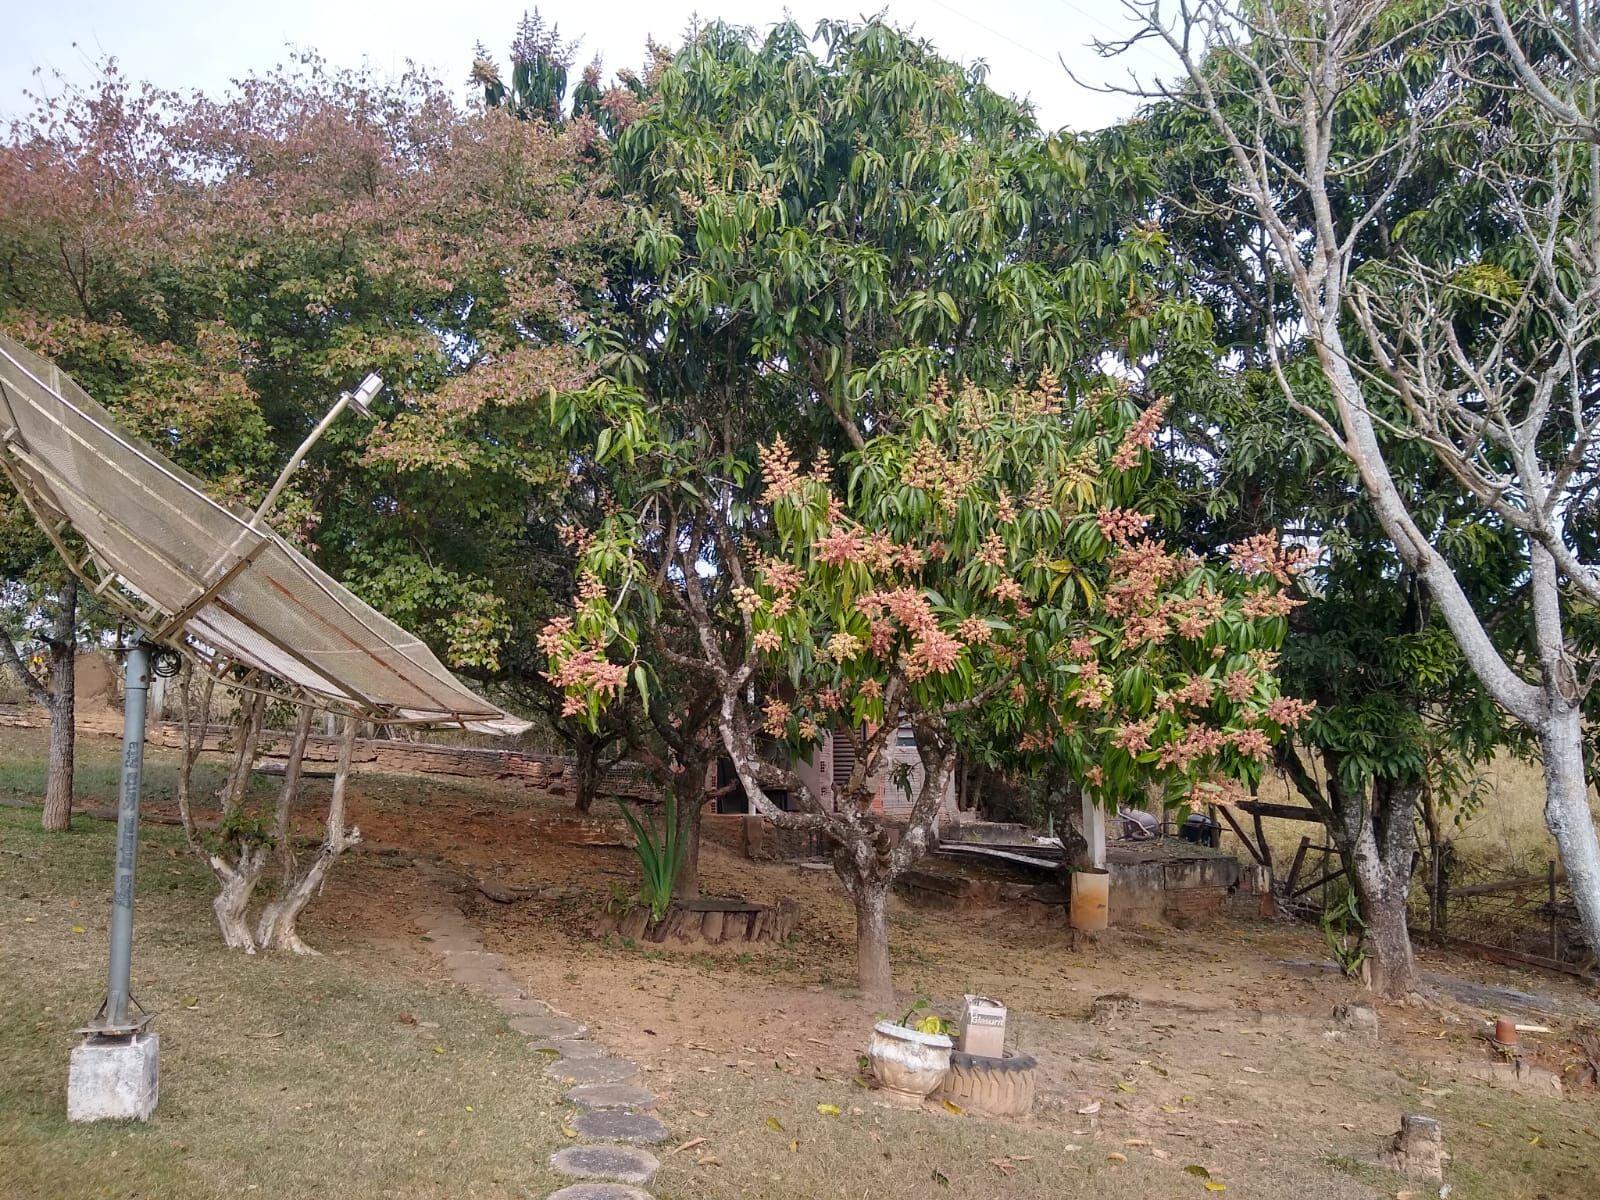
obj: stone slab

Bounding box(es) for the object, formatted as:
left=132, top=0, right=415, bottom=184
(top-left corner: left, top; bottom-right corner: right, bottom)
left=509, top=1015, right=588, bottom=1039
left=497, top=997, right=557, bottom=1018
left=566, top=1083, right=656, bottom=1110
left=545, top=1037, right=607, bottom=1059
left=550, top=1145, right=660, bottom=1185
left=548, top=1058, right=640, bottom=1086
left=570, top=1109, right=670, bottom=1145
left=67, top=1033, right=159, bottom=1122
left=546, top=1185, right=653, bottom=1200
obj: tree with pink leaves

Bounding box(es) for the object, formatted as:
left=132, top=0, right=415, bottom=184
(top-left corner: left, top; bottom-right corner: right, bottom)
left=544, top=372, right=1309, bottom=999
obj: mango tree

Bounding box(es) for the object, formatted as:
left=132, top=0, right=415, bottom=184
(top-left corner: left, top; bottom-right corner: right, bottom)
left=545, top=375, right=1308, bottom=1000
left=546, top=17, right=1213, bottom=907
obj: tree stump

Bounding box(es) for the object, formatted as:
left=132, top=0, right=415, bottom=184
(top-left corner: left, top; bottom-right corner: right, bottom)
left=647, top=906, right=681, bottom=943
left=1384, top=1113, right=1444, bottom=1181
left=618, top=908, right=650, bottom=941
left=774, top=897, right=799, bottom=939
left=591, top=898, right=797, bottom=947
left=672, top=910, right=702, bottom=944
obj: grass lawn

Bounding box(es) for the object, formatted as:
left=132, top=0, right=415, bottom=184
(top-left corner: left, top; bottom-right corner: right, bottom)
left=0, top=803, right=569, bottom=1200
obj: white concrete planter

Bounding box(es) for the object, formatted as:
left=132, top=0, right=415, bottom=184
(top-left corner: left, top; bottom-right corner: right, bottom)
left=868, top=1020, right=953, bottom=1106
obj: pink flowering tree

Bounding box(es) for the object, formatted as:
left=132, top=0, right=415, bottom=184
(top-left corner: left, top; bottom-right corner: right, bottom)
left=543, top=373, right=1308, bottom=999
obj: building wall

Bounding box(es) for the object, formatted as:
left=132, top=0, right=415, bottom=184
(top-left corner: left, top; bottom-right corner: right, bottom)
left=816, top=725, right=960, bottom=822
left=711, top=722, right=960, bottom=824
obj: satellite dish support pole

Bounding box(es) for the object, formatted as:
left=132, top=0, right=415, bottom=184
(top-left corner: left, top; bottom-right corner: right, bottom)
left=67, top=641, right=161, bottom=1122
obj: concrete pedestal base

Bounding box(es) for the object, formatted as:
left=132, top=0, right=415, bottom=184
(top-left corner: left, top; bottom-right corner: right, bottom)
left=67, top=1033, right=159, bottom=1122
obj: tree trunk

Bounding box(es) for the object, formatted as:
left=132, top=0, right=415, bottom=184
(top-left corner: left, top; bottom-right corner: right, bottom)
left=1540, top=705, right=1600, bottom=953
left=40, top=578, right=76, bottom=832
left=1360, top=882, right=1418, bottom=1000
left=573, top=732, right=600, bottom=814
left=211, top=844, right=268, bottom=952
left=257, top=717, right=360, bottom=954
left=41, top=658, right=75, bottom=831
left=1337, top=775, right=1421, bottom=1000
left=206, top=692, right=269, bottom=951
left=274, top=706, right=314, bottom=883
left=851, top=872, right=894, bottom=1003
left=671, top=755, right=707, bottom=901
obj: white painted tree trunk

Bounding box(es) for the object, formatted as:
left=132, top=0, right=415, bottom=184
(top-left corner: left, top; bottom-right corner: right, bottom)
left=1344, top=780, right=1421, bottom=1000
left=850, top=873, right=894, bottom=1003
left=1319, top=341, right=1600, bottom=960
left=1539, top=706, right=1600, bottom=951
left=210, top=845, right=267, bottom=953
left=256, top=715, right=359, bottom=954
left=254, top=832, right=359, bottom=954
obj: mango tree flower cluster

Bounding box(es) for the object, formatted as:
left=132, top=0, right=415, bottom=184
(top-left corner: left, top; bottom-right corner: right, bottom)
left=731, top=378, right=1311, bottom=812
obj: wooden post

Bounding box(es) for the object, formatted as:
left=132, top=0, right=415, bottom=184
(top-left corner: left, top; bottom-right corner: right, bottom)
left=1548, top=859, right=1559, bottom=960
left=1285, top=835, right=1312, bottom=897
left=1253, top=811, right=1272, bottom=873
left=1217, top=805, right=1267, bottom=868
left=1081, top=792, right=1106, bottom=870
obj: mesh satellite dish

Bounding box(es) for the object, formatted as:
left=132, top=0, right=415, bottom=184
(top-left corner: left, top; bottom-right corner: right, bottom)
left=0, top=330, right=527, bottom=734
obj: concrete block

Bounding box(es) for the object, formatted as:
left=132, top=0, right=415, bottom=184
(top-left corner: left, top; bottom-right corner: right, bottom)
left=68, top=1033, right=159, bottom=1122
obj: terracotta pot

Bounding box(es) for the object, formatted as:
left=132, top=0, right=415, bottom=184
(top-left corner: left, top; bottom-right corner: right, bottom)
left=1070, top=867, right=1110, bottom=931
left=868, top=1020, right=953, bottom=1106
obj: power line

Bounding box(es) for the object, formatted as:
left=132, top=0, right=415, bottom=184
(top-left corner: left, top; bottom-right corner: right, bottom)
left=918, top=0, right=1069, bottom=70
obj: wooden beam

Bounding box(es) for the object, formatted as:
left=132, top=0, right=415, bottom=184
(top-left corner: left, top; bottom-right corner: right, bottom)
left=1217, top=804, right=1268, bottom=868
left=1452, top=870, right=1569, bottom=898
left=1236, top=800, right=1324, bottom=823
left=1431, top=935, right=1595, bottom=981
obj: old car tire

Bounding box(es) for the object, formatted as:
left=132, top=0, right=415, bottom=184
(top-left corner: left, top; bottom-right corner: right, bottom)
left=934, top=1049, right=1038, bottom=1116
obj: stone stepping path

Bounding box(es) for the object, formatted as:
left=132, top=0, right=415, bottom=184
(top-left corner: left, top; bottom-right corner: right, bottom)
left=570, top=1110, right=670, bottom=1146
left=547, top=1057, right=641, bottom=1086
left=549, top=1146, right=660, bottom=1186
left=510, top=1014, right=590, bottom=1039
left=412, top=871, right=671, bottom=1199
left=545, top=1037, right=608, bottom=1060
left=567, top=1082, right=658, bottom=1109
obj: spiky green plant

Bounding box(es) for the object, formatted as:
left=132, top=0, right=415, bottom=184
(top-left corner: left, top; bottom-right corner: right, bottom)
left=615, top=794, right=685, bottom=922
left=1321, top=880, right=1369, bottom=978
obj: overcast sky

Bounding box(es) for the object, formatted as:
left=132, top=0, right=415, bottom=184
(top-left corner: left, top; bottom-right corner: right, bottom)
left=1, top=1, right=1174, bottom=133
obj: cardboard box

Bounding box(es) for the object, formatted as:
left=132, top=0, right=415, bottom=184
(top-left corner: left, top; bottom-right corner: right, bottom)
left=959, top=994, right=1006, bottom=1059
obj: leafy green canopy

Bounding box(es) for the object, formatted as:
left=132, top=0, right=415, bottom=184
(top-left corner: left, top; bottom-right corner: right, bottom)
left=587, top=18, right=1202, bottom=457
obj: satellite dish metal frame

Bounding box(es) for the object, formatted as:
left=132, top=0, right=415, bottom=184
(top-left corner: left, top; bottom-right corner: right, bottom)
left=0, top=337, right=524, bottom=1121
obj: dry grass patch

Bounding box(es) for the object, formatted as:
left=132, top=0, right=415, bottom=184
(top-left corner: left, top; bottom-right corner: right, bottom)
left=0, top=804, right=568, bottom=1200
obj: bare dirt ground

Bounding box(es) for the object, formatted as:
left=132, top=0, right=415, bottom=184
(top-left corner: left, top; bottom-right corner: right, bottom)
left=5, top=721, right=1599, bottom=1199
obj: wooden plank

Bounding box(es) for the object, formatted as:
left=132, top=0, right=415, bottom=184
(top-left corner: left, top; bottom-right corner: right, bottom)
left=1454, top=870, right=1568, bottom=898
left=1284, top=835, right=1312, bottom=895
left=1236, top=800, right=1324, bottom=823
left=1290, top=865, right=1343, bottom=901
left=1253, top=810, right=1273, bottom=872
left=936, top=844, right=1060, bottom=872
left=1433, top=935, right=1596, bottom=981
left=684, top=899, right=762, bottom=913
left=1216, top=805, right=1267, bottom=868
